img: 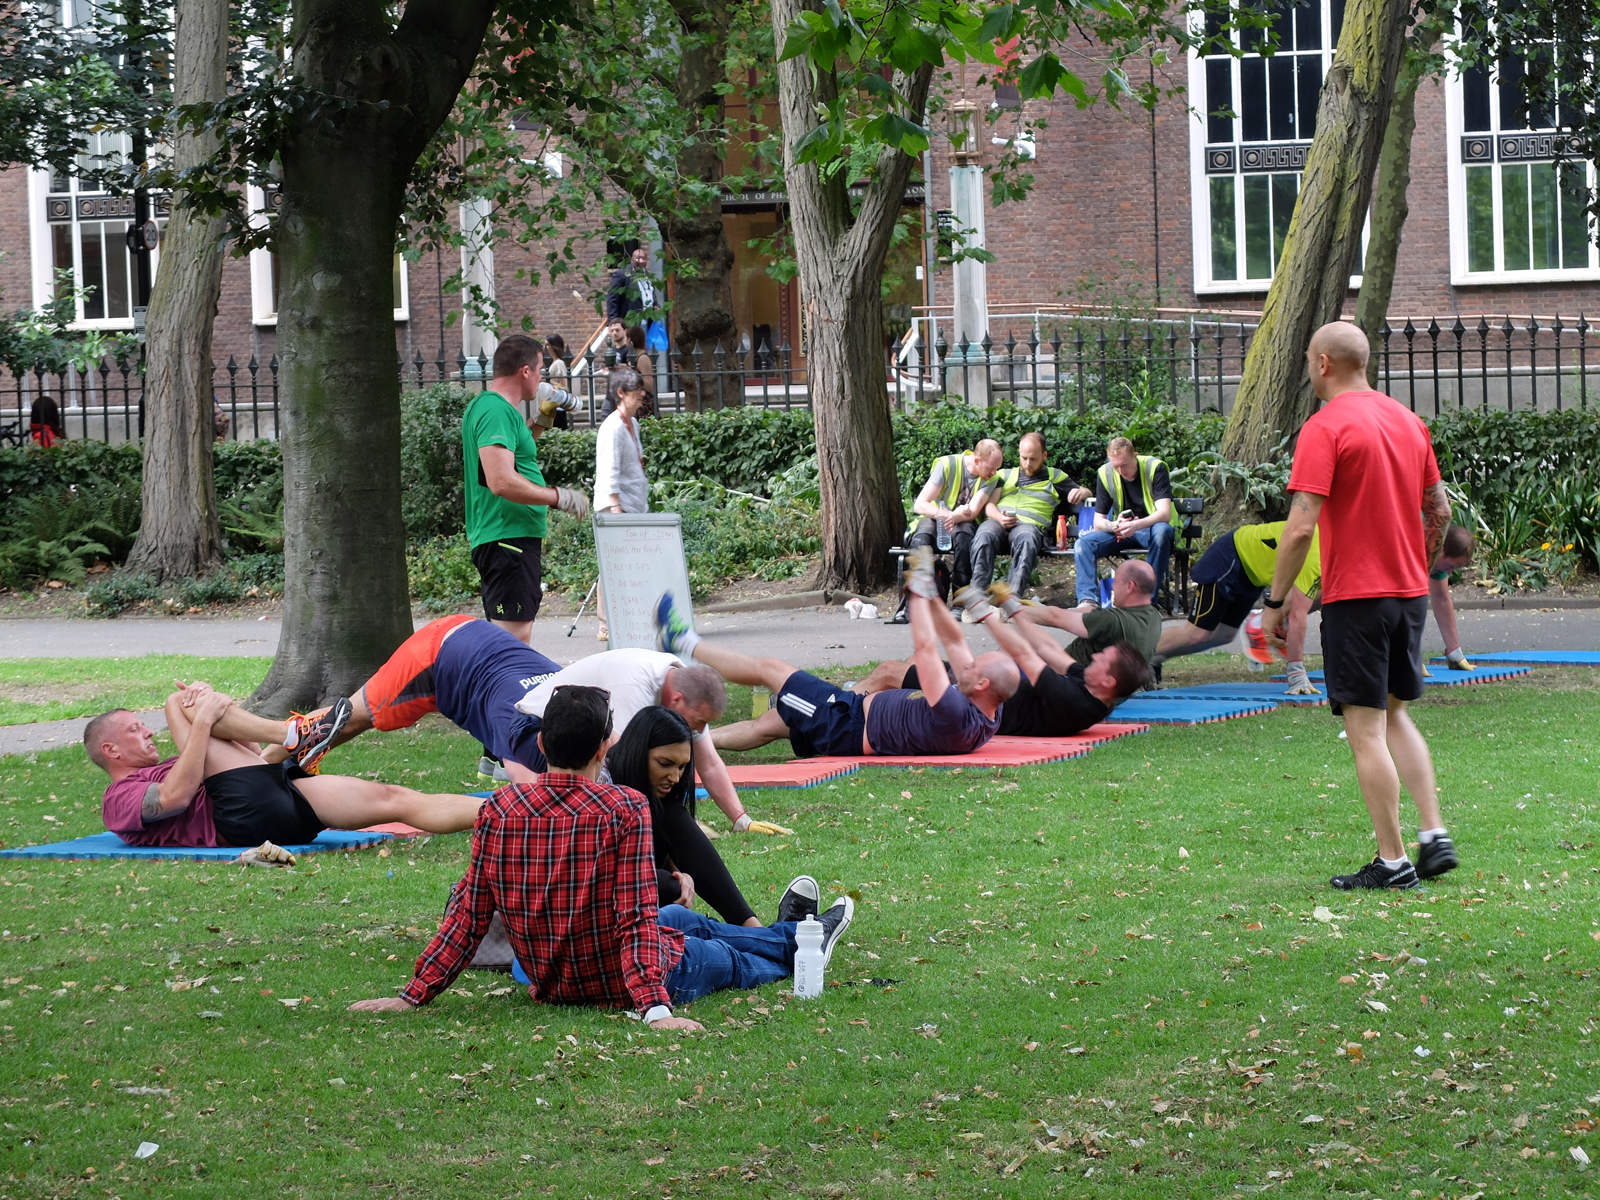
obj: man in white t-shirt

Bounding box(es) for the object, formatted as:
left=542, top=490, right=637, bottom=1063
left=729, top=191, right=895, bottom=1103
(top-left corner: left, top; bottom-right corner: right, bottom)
left=516, top=648, right=786, bottom=834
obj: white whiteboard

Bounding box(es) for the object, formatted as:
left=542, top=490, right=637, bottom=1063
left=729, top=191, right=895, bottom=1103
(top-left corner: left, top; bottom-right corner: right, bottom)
left=593, top=512, right=695, bottom=651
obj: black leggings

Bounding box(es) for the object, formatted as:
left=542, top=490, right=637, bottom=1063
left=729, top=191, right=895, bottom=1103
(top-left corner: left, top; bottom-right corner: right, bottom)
left=653, top=797, right=757, bottom=926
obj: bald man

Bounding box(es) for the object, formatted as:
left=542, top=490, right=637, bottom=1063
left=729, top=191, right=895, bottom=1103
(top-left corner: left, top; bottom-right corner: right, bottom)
left=891, top=439, right=1006, bottom=621
left=1262, top=321, right=1455, bottom=891
left=1001, top=559, right=1162, bottom=665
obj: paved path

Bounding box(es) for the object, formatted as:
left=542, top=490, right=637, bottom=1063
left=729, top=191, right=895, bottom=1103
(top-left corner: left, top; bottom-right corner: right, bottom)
left=0, top=709, right=165, bottom=759
left=3, top=605, right=1598, bottom=665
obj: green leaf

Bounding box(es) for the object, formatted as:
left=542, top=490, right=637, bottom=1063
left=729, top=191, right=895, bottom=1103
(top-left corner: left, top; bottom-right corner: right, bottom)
left=863, top=112, right=931, bottom=155
left=977, top=5, right=1021, bottom=44
left=885, top=25, right=946, bottom=73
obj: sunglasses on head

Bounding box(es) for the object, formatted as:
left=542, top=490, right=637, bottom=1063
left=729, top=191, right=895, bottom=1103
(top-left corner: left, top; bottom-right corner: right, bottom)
left=552, top=685, right=613, bottom=739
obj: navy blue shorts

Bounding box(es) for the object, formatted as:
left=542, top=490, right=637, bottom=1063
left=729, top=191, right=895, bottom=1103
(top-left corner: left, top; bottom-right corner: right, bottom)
left=775, top=671, right=865, bottom=758
left=1188, top=531, right=1261, bottom=631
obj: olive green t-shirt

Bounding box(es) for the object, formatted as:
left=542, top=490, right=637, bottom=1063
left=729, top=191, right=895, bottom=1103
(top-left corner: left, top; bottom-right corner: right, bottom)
left=1066, top=602, right=1164, bottom=666
left=461, top=391, right=547, bottom=546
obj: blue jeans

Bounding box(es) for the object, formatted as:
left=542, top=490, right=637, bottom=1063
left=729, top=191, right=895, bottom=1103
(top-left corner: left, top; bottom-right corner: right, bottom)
left=1074, top=524, right=1175, bottom=603
left=659, top=906, right=798, bottom=1005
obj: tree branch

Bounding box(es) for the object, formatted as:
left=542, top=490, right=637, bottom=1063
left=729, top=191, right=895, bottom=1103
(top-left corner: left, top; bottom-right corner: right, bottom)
left=843, top=60, right=934, bottom=274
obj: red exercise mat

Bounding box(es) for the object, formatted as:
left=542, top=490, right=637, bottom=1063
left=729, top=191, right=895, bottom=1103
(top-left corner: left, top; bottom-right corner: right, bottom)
left=359, top=822, right=431, bottom=837
left=798, top=727, right=1150, bottom=771
left=723, top=761, right=861, bottom=788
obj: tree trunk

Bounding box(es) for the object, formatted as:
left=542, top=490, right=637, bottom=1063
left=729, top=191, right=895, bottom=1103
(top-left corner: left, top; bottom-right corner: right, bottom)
left=1354, top=68, right=1419, bottom=388
left=771, top=0, right=926, bottom=591
left=1216, top=0, right=1410, bottom=512
left=662, top=0, right=737, bottom=413
left=124, top=0, right=227, bottom=582
left=250, top=0, right=492, bottom=715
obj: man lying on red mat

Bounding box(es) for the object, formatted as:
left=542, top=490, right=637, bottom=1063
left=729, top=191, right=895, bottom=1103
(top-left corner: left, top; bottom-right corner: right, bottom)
left=653, top=548, right=1018, bottom=759
left=858, top=584, right=1150, bottom=738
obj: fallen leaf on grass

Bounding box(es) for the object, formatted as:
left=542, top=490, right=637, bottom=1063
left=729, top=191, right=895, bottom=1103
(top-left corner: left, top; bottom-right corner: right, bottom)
left=1338, top=975, right=1358, bottom=985
left=1312, top=907, right=1334, bottom=923
left=279, top=998, right=301, bottom=1008
left=1301, top=1114, right=1324, bottom=1125
left=645, top=1157, right=665, bottom=1166
left=1365, top=1000, right=1389, bottom=1014
left=166, top=977, right=209, bottom=992
left=484, top=986, right=514, bottom=997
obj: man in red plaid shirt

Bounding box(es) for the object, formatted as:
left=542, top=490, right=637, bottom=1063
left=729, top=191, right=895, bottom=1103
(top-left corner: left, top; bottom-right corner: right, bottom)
left=350, top=685, right=853, bottom=1030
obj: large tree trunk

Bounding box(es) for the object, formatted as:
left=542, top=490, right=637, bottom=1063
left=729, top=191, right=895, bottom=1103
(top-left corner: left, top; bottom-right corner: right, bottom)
left=250, top=0, right=492, bottom=715
left=124, top=0, right=227, bottom=581
left=772, top=0, right=926, bottom=591
left=662, top=0, right=737, bottom=412
left=1354, top=68, right=1419, bottom=388
left=1216, top=0, right=1410, bottom=515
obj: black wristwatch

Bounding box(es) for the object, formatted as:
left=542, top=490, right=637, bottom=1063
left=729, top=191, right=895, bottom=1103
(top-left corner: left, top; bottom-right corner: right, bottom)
left=1261, top=593, right=1285, bottom=610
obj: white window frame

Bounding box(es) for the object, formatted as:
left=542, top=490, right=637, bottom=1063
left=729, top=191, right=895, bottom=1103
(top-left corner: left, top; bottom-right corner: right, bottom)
left=28, top=138, right=164, bottom=331
left=1444, top=59, right=1600, bottom=284
left=1187, top=0, right=1364, bottom=294
left=247, top=184, right=411, bottom=325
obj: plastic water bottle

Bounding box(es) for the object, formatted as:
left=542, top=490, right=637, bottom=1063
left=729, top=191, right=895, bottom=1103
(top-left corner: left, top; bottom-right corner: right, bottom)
left=936, top=521, right=953, bottom=552
left=751, top=686, right=770, bottom=718
left=793, top=914, right=825, bottom=999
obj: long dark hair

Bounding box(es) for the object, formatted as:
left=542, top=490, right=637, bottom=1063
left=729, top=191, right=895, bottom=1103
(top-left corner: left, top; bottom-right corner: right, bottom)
left=606, top=705, right=695, bottom=814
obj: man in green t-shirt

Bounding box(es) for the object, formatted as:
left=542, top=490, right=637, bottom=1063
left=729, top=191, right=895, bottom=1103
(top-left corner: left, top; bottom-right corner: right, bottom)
left=462, top=334, right=590, bottom=645
left=978, top=558, right=1162, bottom=665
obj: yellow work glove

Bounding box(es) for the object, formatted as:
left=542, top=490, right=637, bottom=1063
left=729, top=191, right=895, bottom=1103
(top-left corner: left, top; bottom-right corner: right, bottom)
left=733, top=815, right=794, bottom=836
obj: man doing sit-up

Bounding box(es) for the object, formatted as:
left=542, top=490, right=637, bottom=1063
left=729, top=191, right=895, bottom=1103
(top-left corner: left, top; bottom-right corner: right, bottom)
left=87, top=685, right=484, bottom=849
left=656, top=549, right=1018, bottom=759
left=862, top=582, right=1151, bottom=737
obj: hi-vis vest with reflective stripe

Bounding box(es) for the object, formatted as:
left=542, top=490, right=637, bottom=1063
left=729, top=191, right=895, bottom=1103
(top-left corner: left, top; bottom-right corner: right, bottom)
left=1098, top=456, right=1179, bottom=527
left=934, top=452, right=973, bottom=510
left=994, top=466, right=1071, bottom=528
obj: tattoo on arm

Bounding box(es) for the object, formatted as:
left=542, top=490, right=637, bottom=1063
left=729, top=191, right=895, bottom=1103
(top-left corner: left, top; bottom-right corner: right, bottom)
left=140, top=783, right=164, bottom=821
left=1422, top=481, right=1451, bottom=567
left=1290, top=493, right=1316, bottom=513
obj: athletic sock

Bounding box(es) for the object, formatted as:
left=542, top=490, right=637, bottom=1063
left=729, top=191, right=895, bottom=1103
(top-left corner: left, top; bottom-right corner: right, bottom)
left=283, top=719, right=300, bottom=750
left=1418, top=827, right=1448, bottom=844
left=1379, top=853, right=1411, bottom=870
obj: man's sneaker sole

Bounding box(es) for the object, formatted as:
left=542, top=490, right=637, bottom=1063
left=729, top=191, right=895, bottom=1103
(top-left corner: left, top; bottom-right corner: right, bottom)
left=1415, top=837, right=1458, bottom=880
left=294, top=696, right=353, bottom=774
left=817, top=895, right=854, bottom=967
left=777, top=875, right=821, bottom=924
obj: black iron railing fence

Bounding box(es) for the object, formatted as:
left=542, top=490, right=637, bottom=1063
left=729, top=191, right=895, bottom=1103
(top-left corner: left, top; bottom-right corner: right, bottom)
left=1, top=311, right=1593, bottom=447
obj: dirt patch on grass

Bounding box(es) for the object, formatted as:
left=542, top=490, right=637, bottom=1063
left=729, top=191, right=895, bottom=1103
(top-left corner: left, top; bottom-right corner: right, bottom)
left=0, top=682, right=114, bottom=706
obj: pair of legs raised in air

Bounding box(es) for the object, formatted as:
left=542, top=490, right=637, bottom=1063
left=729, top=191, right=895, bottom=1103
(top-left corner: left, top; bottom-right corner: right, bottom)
left=164, top=688, right=483, bottom=834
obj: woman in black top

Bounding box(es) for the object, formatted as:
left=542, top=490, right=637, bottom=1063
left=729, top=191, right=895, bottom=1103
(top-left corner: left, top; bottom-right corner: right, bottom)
left=606, top=706, right=759, bottom=926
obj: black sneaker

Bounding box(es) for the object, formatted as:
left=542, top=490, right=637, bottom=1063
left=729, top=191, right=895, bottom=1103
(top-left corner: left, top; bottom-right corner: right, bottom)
left=777, top=875, right=821, bottom=924
left=1330, top=856, right=1420, bottom=891
left=1415, top=835, right=1458, bottom=880
left=290, top=696, right=353, bottom=774
left=816, top=895, right=854, bottom=967
left=1151, top=661, right=1163, bottom=687
left=888, top=604, right=910, bottom=625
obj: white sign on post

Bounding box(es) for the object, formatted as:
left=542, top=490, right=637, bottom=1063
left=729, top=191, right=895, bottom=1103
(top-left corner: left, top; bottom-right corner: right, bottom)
left=592, top=512, right=694, bottom=651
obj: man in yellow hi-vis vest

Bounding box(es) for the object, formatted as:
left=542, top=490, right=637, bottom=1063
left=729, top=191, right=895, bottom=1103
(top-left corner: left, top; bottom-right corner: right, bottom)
left=1073, top=436, right=1176, bottom=610
left=889, top=440, right=1005, bottom=623
left=970, top=432, right=1092, bottom=599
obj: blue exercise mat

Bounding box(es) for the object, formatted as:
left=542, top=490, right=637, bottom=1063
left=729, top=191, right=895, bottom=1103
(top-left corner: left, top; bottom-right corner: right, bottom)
left=1276, top=665, right=1532, bottom=687
left=0, top=828, right=394, bottom=862
left=1105, top=697, right=1278, bottom=725
left=1143, top=683, right=1328, bottom=707
left=1430, top=650, right=1600, bottom=666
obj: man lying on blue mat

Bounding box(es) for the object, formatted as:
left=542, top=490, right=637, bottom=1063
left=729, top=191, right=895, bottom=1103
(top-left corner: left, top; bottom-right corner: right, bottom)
left=87, top=687, right=484, bottom=850
left=349, top=685, right=854, bottom=1030
left=660, top=548, right=1018, bottom=759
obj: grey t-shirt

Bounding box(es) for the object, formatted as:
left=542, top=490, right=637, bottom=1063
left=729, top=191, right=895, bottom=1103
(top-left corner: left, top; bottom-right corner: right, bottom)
left=925, top=456, right=994, bottom=527
left=1065, top=603, right=1162, bottom=666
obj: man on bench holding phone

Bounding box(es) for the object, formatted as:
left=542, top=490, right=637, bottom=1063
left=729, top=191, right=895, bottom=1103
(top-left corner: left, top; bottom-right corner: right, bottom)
left=1073, top=437, right=1176, bottom=612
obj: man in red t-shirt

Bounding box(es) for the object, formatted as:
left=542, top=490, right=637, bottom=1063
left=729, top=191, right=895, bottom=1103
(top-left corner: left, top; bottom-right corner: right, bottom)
left=1261, top=322, right=1456, bottom=891
left=88, top=685, right=484, bottom=850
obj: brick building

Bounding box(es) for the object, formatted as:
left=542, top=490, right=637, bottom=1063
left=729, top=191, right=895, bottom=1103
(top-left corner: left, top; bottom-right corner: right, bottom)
left=2, top=0, right=1595, bottom=438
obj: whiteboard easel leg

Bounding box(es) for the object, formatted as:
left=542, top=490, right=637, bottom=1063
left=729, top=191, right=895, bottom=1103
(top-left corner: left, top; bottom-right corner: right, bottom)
left=567, top=581, right=599, bottom=638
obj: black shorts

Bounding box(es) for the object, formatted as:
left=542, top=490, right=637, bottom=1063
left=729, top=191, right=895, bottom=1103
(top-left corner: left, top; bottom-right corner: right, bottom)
left=471, top=536, right=543, bottom=624
left=207, top=762, right=326, bottom=848
left=1188, top=532, right=1261, bottom=631
left=775, top=670, right=865, bottom=758
left=1320, top=595, right=1427, bottom=713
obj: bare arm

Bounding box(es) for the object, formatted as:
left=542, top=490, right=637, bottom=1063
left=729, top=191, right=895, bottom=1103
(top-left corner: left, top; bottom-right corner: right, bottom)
left=1422, top=481, right=1451, bottom=574
left=692, top=738, right=745, bottom=825
left=1430, top=576, right=1462, bottom=655
left=911, top=473, right=946, bottom=521
left=1262, top=491, right=1323, bottom=642
left=478, top=445, right=561, bottom=507
left=1003, top=611, right=1077, bottom=676
left=1135, top=497, right=1174, bottom=531
left=1012, top=604, right=1089, bottom=639
left=153, top=691, right=231, bottom=820
left=908, top=593, right=953, bottom=707
left=1284, top=587, right=1314, bottom=663
left=977, top=611, right=1047, bottom=684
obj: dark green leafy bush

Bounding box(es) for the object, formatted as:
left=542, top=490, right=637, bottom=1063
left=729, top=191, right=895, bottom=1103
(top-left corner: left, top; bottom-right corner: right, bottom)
left=399, top=383, right=472, bottom=540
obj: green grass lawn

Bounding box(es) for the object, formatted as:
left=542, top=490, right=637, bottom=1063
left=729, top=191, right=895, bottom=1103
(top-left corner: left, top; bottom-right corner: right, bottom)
left=0, top=664, right=1597, bottom=1198
left=0, top=657, right=273, bottom=726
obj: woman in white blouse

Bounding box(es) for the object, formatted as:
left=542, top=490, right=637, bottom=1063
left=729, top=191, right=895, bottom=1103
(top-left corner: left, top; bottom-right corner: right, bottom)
left=592, top=368, right=651, bottom=640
